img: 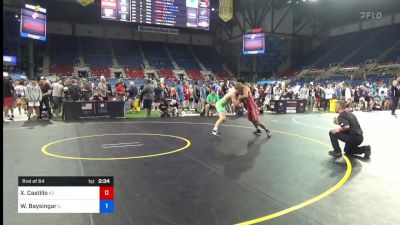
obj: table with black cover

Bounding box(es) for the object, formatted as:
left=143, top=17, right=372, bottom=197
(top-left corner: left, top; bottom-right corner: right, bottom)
left=62, top=101, right=125, bottom=120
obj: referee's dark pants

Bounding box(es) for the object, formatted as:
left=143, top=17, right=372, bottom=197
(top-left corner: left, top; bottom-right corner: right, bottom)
left=329, top=131, right=368, bottom=155
left=392, top=97, right=399, bottom=114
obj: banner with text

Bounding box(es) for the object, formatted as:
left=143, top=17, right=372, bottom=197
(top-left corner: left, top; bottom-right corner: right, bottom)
left=219, top=0, right=233, bottom=22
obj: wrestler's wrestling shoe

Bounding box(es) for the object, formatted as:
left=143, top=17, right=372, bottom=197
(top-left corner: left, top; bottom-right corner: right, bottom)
left=211, top=130, right=221, bottom=136
left=328, top=151, right=342, bottom=157
left=266, top=129, right=272, bottom=138
left=253, top=129, right=262, bottom=135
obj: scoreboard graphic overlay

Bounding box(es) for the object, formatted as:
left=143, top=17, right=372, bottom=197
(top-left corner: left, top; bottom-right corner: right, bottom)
left=101, top=0, right=210, bottom=30
left=18, top=177, right=114, bottom=213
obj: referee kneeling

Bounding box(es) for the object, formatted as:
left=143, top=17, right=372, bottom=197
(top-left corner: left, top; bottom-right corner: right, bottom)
left=329, top=100, right=371, bottom=158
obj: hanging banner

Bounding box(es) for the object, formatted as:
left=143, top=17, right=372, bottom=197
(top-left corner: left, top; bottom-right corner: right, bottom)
left=219, top=0, right=233, bottom=22
left=76, top=0, right=94, bottom=7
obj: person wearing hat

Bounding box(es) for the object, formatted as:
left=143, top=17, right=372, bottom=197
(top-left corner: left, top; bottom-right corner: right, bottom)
left=3, top=73, right=15, bottom=121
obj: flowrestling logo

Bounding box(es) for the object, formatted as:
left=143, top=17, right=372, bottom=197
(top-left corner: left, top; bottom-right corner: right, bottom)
left=360, top=12, right=382, bottom=20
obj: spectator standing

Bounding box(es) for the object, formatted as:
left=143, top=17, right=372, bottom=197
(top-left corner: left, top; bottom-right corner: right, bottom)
left=193, top=81, right=200, bottom=112
left=325, top=84, right=335, bottom=111
left=153, top=83, right=163, bottom=110
left=140, top=80, right=155, bottom=118
left=3, top=73, right=15, bottom=121
left=52, top=79, right=64, bottom=117
left=68, top=79, right=81, bottom=102
left=115, top=80, right=126, bottom=102
left=14, top=80, right=27, bottom=115
left=176, top=81, right=184, bottom=106
left=183, top=82, right=191, bottom=112
left=39, top=77, right=53, bottom=119
left=26, top=79, right=42, bottom=120
left=98, top=76, right=108, bottom=101
left=390, top=80, right=399, bottom=116
left=81, top=79, right=92, bottom=101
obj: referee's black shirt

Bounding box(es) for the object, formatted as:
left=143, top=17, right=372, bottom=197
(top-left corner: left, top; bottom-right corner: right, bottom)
left=338, top=111, right=363, bottom=136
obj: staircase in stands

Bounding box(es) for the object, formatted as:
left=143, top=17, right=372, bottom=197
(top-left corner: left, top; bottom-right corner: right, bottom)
left=188, top=45, right=207, bottom=71
left=163, top=44, right=179, bottom=70
left=42, top=54, right=50, bottom=77
left=137, top=42, right=150, bottom=69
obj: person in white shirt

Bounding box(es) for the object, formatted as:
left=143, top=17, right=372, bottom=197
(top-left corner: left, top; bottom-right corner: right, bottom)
left=378, top=84, right=388, bottom=97
left=52, top=79, right=64, bottom=116
left=293, top=83, right=301, bottom=99
left=14, top=80, right=28, bottom=114
left=273, top=84, right=281, bottom=100
left=324, top=84, right=335, bottom=111
left=26, top=79, right=42, bottom=120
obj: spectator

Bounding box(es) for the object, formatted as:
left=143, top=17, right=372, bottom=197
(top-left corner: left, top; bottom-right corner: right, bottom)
left=140, top=79, right=154, bottom=118
left=98, top=76, right=108, bottom=101
left=26, top=79, right=42, bottom=120
left=159, top=98, right=170, bottom=118
left=68, top=79, right=81, bottom=102
left=39, top=77, right=53, bottom=119
left=14, top=80, right=27, bottom=115
left=325, top=84, right=335, bottom=111
left=3, top=73, right=15, bottom=121
left=81, top=79, right=92, bottom=101
left=153, top=83, right=163, bottom=110
left=52, top=79, right=64, bottom=117
left=127, top=81, right=138, bottom=110
left=205, top=89, right=220, bottom=116
left=169, top=99, right=179, bottom=117
left=183, top=82, right=191, bottom=112
left=89, top=88, right=103, bottom=101
left=193, top=81, right=200, bottom=112
left=115, top=80, right=126, bottom=102
left=391, top=80, right=400, bottom=116
left=62, top=78, right=71, bottom=102
left=176, top=81, right=184, bottom=106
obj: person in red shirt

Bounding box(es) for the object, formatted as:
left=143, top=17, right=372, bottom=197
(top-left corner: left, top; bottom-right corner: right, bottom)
left=115, top=80, right=126, bottom=102
left=183, top=82, right=191, bottom=112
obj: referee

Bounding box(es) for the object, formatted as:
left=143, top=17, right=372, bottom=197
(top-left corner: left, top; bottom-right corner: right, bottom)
left=329, top=100, right=371, bottom=158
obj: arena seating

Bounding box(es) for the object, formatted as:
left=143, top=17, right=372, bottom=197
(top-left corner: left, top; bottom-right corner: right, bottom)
left=48, top=35, right=79, bottom=72
left=90, top=66, right=110, bottom=78
left=192, top=46, right=224, bottom=71
left=49, top=65, right=74, bottom=74
left=124, top=67, right=145, bottom=79
left=383, top=47, right=400, bottom=63
left=113, top=39, right=144, bottom=68
left=141, top=42, right=174, bottom=69
left=81, top=37, right=113, bottom=67
left=275, top=68, right=302, bottom=78
left=167, top=44, right=201, bottom=70
left=186, top=70, right=204, bottom=80
left=157, top=69, right=176, bottom=79
left=347, top=24, right=400, bottom=65
left=294, top=25, right=399, bottom=69
left=214, top=71, right=231, bottom=80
